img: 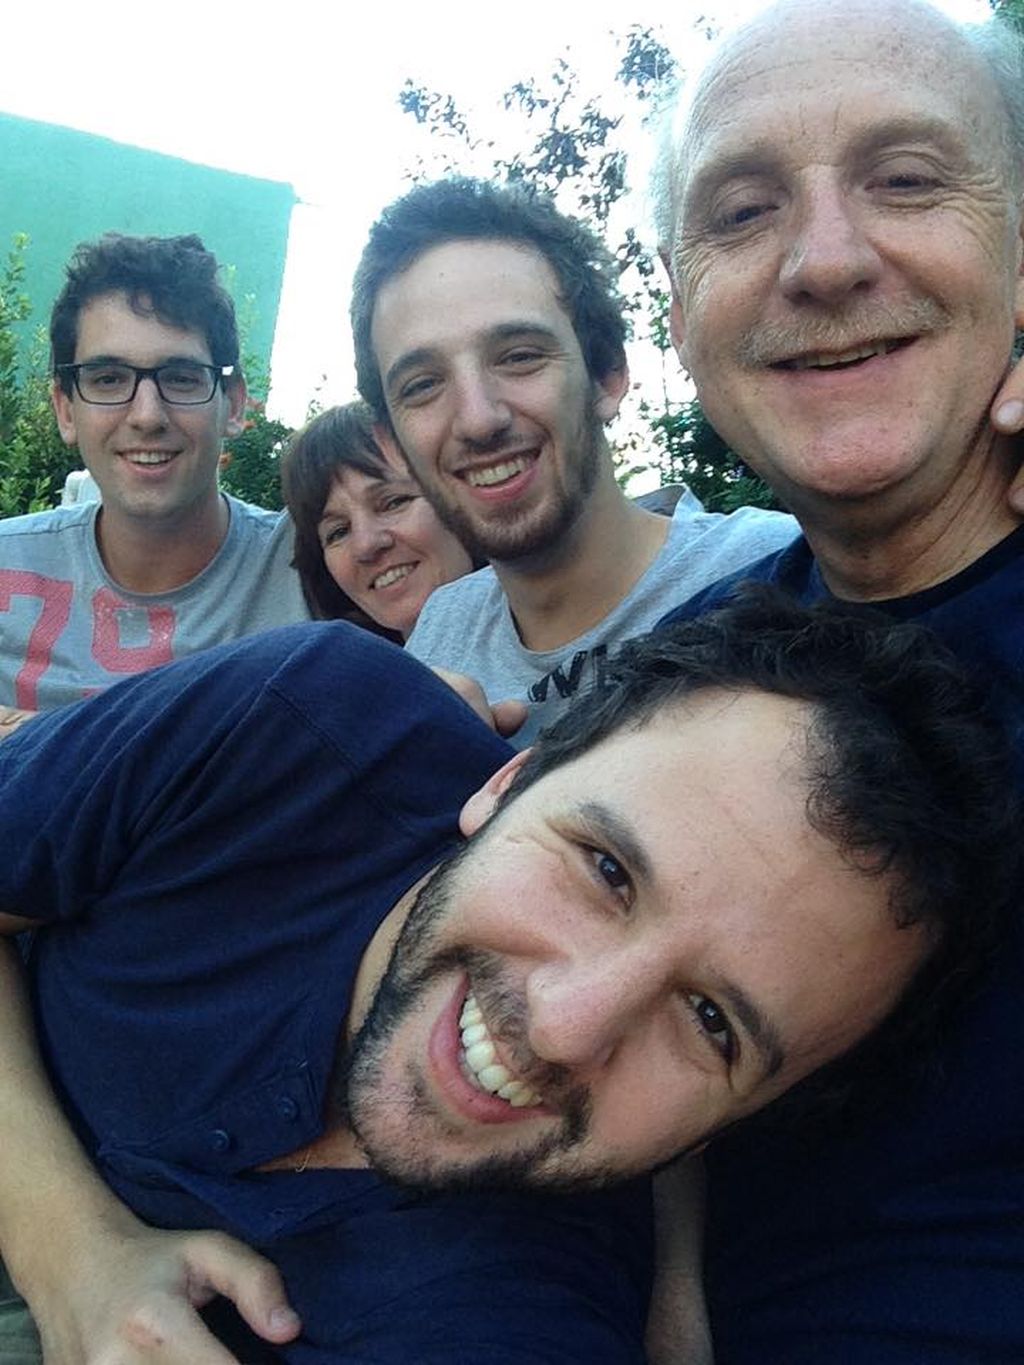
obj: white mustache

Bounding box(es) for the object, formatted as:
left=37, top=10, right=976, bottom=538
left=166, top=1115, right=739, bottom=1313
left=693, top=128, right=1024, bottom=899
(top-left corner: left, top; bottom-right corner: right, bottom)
left=737, top=298, right=950, bottom=367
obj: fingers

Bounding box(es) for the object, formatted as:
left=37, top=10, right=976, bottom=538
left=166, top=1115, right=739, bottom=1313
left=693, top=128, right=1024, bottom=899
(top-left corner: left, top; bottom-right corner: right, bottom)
left=0, top=706, right=34, bottom=740
left=991, top=355, right=1024, bottom=433
left=182, top=1235, right=301, bottom=1344
left=36, top=1292, right=245, bottom=1365
left=993, top=398, right=1024, bottom=433
left=491, top=700, right=528, bottom=738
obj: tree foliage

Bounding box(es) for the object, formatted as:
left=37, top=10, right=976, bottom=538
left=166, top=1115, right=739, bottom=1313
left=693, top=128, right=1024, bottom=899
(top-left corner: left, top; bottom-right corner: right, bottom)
left=0, top=235, right=78, bottom=518
left=399, top=24, right=778, bottom=511
left=991, top=0, right=1024, bottom=31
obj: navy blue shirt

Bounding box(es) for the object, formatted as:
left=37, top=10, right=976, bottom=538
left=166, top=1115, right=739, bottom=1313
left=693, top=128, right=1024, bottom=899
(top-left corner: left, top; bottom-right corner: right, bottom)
left=660, top=529, right=1024, bottom=1364
left=0, top=622, right=651, bottom=1363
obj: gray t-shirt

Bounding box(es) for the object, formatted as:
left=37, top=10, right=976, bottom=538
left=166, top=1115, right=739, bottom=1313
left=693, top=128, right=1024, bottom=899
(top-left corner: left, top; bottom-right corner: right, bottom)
left=0, top=494, right=310, bottom=710
left=407, top=489, right=797, bottom=748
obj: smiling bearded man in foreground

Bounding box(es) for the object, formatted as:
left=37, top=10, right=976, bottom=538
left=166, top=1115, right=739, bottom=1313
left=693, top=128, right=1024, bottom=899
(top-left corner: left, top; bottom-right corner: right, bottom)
left=0, top=589, right=1017, bottom=1363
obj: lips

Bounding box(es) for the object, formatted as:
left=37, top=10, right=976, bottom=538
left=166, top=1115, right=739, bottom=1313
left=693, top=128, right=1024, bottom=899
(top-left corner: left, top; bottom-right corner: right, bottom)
left=120, top=450, right=178, bottom=466
left=774, top=337, right=915, bottom=371
left=427, top=978, right=549, bottom=1126
left=371, top=563, right=416, bottom=591
left=461, top=454, right=535, bottom=488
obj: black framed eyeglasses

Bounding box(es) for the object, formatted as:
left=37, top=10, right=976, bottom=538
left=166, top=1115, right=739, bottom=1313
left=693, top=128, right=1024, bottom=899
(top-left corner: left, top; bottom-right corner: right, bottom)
left=57, top=361, right=235, bottom=406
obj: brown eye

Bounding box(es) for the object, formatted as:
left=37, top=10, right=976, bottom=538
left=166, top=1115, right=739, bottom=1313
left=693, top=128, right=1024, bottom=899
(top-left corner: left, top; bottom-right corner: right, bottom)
left=584, top=846, right=633, bottom=908
left=687, top=994, right=735, bottom=1063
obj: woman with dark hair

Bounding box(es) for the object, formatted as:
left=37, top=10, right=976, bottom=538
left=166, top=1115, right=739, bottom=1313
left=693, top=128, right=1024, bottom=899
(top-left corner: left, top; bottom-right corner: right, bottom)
left=281, top=403, right=474, bottom=641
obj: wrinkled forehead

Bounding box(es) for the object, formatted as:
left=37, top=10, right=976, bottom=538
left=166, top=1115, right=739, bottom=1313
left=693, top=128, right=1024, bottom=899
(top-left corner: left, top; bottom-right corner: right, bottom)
left=676, top=0, right=1004, bottom=202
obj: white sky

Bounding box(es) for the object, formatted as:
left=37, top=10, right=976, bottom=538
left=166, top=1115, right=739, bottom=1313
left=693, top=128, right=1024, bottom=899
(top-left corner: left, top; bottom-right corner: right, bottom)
left=3, top=0, right=992, bottom=428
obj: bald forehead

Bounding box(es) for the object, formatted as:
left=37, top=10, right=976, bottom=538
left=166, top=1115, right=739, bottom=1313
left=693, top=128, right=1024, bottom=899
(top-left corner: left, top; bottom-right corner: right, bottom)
left=698, top=0, right=980, bottom=90
left=678, top=0, right=1005, bottom=192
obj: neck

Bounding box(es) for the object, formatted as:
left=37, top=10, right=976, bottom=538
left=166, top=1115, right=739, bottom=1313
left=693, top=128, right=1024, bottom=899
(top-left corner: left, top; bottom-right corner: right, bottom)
left=496, top=477, right=671, bottom=651
left=797, top=434, right=1022, bottom=602
left=95, top=493, right=230, bottom=594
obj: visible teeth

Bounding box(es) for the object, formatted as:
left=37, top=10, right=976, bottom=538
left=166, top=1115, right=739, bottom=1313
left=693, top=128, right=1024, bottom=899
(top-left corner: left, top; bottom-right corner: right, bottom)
left=125, top=451, right=174, bottom=465
left=465, top=456, right=531, bottom=488
left=478, top=1063, right=512, bottom=1092
left=465, top=1040, right=497, bottom=1071
left=458, top=991, right=541, bottom=1107
left=498, top=1081, right=537, bottom=1107
left=372, top=564, right=413, bottom=590
left=791, top=342, right=892, bottom=371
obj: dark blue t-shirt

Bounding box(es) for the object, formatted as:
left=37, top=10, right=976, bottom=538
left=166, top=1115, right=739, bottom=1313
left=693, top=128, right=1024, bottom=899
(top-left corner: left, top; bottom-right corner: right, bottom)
left=0, top=622, right=652, bottom=1363
left=660, top=528, right=1024, bottom=1364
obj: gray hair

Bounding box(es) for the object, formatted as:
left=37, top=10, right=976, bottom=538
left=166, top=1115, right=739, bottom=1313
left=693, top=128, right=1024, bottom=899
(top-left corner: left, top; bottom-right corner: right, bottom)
left=651, top=5, right=1024, bottom=266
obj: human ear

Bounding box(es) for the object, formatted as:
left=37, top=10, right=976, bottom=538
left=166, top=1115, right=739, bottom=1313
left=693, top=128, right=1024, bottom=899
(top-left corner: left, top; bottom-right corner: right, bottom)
left=593, top=364, right=630, bottom=423
left=51, top=380, right=78, bottom=447
left=459, top=748, right=533, bottom=836
left=223, top=376, right=248, bottom=439
left=657, top=248, right=690, bottom=366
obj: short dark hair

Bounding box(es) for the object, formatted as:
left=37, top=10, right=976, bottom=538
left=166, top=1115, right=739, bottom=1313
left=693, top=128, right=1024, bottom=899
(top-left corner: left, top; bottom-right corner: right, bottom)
left=51, top=233, right=240, bottom=390
left=280, top=402, right=403, bottom=638
left=351, top=177, right=628, bottom=419
left=514, top=585, right=1021, bottom=1120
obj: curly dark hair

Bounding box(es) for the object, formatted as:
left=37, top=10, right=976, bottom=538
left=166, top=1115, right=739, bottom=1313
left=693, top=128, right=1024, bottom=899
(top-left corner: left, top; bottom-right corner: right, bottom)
left=351, top=177, right=628, bottom=420
left=51, top=233, right=240, bottom=390
left=512, top=585, right=1022, bottom=1124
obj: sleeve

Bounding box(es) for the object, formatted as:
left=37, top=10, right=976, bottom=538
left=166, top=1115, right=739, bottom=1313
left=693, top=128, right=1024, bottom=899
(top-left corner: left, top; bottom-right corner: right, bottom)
left=0, top=660, right=239, bottom=924
left=0, top=623, right=513, bottom=927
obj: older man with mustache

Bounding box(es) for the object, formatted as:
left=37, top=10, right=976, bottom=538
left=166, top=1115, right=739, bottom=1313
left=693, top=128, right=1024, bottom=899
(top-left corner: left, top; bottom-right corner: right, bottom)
left=653, top=2, right=1024, bottom=1361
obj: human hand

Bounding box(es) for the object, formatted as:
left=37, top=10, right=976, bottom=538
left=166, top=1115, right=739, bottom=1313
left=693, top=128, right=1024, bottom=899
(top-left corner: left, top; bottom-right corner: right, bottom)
left=992, top=356, right=1024, bottom=438
left=23, top=1224, right=301, bottom=1364
left=991, top=360, right=1024, bottom=517
left=0, top=706, right=34, bottom=740
left=432, top=668, right=527, bottom=739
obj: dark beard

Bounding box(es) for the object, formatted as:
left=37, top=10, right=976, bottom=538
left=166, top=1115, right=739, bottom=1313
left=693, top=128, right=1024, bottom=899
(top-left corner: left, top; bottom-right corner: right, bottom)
left=419, top=405, right=603, bottom=566
left=336, top=838, right=602, bottom=1193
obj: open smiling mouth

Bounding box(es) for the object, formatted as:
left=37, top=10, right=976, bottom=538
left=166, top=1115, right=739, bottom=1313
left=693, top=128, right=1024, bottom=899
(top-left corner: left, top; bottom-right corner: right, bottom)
left=122, top=451, right=178, bottom=466
left=461, top=453, right=536, bottom=489
left=458, top=992, right=542, bottom=1108
left=371, top=564, right=415, bottom=591
left=774, top=337, right=915, bottom=372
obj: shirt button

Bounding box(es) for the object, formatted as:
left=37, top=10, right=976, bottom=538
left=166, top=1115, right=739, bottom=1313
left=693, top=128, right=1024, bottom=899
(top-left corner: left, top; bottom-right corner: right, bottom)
left=209, top=1128, right=233, bottom=1153
left=275, top=1095, right=300, bottom=1122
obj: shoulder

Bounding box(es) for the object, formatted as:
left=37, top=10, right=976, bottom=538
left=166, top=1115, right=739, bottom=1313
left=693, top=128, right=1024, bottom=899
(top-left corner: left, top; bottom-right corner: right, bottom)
left=0, top=503, right=95, bottom=541
left=658, top=536, right=815, bottom=628
left=408, top=567, right=504, bottom=645
left=223, top=495, right=291, bottom=538
left=664, top=496, right=797, bottom=556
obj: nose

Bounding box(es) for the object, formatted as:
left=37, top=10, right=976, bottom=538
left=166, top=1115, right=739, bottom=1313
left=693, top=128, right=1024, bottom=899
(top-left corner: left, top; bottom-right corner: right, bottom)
left=526, top=946, right=665, bottom=1074
left=349, top=516, right=395, bottom=562
left=126, top=375, right=170, bottom=429
left=779, top=175, right=883, bottom=305
left=450, top=368, right=513, bottom=448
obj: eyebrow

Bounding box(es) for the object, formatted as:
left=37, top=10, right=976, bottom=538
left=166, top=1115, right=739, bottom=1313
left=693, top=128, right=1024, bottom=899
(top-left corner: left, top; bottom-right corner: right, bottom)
left=383, top=321, right=564, bottom=395
left=75, top=352, right=210, bottom=367
left=575, top=798, right=786, bottom=1080
left=577, top=800, right=655, bottom=886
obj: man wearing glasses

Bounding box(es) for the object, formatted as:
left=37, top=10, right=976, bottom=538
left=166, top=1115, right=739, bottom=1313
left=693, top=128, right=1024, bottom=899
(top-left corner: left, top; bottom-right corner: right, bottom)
left=0, top=233, right=308, bottom=732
